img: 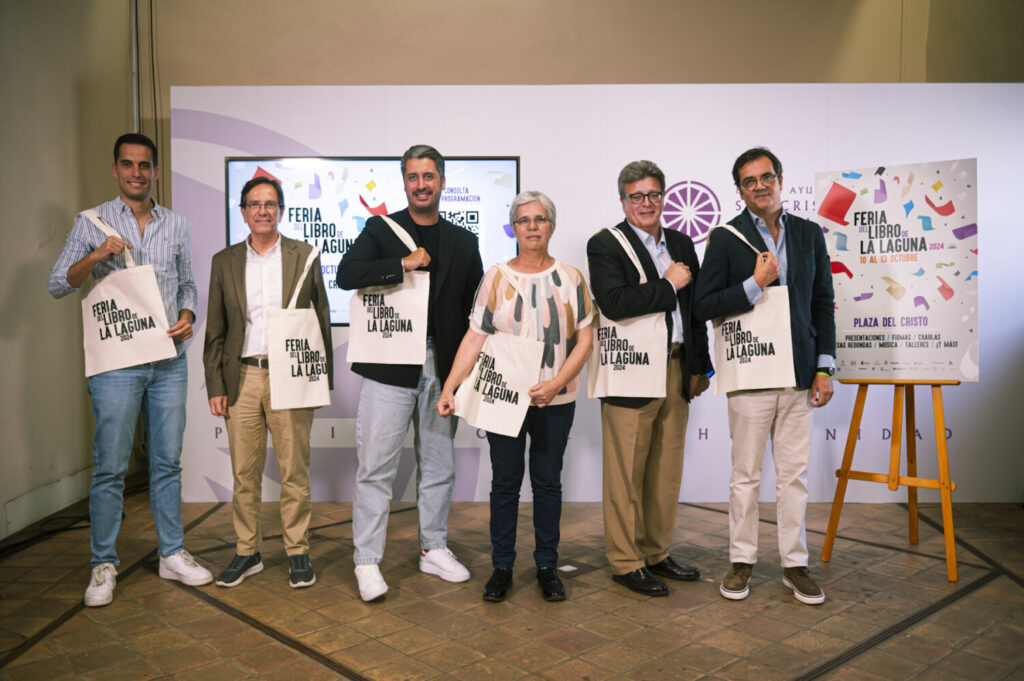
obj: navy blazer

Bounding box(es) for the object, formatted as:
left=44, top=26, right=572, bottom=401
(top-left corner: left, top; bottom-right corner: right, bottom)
left=586, top=220, right=713, bottom=408
left=337, top=209, right=483, bottom=388
left=693, top=211, right=835, bottom=391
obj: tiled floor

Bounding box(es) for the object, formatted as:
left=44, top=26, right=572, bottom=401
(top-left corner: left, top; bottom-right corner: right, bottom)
left=0, top=494, right=1021, bottom=680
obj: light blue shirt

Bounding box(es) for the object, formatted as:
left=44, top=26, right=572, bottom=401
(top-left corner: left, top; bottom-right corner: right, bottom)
left=627, top=222, right=684, bottom=344
left=49, top=196, right=198, bottom=354
left=741, top=209, right=833, bottom=370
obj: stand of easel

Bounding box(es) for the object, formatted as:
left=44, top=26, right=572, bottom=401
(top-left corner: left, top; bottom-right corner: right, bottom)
left=821, top=378, right=961, bottom=582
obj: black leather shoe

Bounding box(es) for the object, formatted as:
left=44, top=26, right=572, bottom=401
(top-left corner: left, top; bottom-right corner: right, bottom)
left=647, top=556, right=700, bottom=582
left=483, top=568, right=513, bottom=602
left=612, top=567, right=669, bottom=596
left=537, top=567, right=566, bottom=602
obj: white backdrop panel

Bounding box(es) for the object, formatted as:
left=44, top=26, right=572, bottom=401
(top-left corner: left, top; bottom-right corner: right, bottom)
left=171, top=84, right=1023, bottom=504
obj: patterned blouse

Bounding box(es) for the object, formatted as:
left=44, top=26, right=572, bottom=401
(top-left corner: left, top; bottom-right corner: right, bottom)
left=469, top=261, right=594, bottom=405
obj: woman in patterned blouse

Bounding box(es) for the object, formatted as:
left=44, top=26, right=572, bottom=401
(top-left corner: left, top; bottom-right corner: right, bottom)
left=436, top=191, right=594, bottom=603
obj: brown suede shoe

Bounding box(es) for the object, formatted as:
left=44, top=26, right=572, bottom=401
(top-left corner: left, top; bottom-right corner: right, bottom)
left=783, top=566, right=825, bottom=605
left=719, top=562, right=753, bottom=600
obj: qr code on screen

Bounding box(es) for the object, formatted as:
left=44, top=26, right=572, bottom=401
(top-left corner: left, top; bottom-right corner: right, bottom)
left=441, top=210, right=480, bottom=234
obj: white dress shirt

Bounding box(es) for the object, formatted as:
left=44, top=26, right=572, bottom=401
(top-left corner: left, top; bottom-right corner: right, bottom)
left=241, top=235, right=283, bottom=358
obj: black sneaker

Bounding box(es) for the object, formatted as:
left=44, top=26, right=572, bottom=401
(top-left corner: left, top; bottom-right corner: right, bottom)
left=215, top=553, right=263, bottom=587
left=289, top=554, right=316, bottom=588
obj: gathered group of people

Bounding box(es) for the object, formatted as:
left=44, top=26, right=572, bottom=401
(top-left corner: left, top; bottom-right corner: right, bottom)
left=50, top=135, right=835, bottom=612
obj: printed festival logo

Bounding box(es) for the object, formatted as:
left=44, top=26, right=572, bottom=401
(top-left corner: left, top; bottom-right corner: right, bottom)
left=661, top=180, right=721, bottom=245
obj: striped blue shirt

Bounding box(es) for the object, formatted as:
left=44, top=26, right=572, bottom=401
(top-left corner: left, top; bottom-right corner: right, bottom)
left=49, top=196, right=197, bottom=352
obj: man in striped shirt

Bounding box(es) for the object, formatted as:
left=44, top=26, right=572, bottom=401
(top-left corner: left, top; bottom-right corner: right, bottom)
left=48, top=133, right=212, bottom=607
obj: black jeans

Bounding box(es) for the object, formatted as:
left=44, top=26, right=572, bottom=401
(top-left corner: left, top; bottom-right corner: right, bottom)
left=486, top=402, right=575, bottom=569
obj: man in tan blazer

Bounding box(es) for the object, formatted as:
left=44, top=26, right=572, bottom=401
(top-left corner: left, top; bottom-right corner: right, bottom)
left=204, top=176, right=333, bottom=589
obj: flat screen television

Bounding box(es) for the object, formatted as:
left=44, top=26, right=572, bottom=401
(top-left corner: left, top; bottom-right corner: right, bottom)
left=225, top=156, right=520, bottom=325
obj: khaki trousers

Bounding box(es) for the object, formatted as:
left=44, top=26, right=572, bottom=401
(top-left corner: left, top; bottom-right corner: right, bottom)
left=226, top=364, right=314, bottom=556
left=601, top=356, right=689, bottom=574
left=726, top=387, right=812, bottom=567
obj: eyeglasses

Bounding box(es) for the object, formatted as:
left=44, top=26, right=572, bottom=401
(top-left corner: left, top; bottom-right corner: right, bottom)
left=622, top=191, right=663, bottom=205
left=514, top=216, right=551, bottom=227
left=739, top=173, right=778, bottom=191
left=243, top=201, right=280, bottom=211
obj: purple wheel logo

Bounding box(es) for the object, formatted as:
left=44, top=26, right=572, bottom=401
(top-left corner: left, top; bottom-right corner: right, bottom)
left=662, top=180, right=720, bottom=244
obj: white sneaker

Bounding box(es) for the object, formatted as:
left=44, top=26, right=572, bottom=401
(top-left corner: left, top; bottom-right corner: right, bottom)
left=419, top=547, right=470, bottom=583
left=159, top=549, right=213, bottom=586
left=84, top=563, right=117, bottom=607
left=354, top=564, right=388, bottom=602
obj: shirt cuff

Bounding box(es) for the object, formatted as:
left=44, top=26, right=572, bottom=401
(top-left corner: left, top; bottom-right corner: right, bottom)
left=743, top=275, right=763, bottom=306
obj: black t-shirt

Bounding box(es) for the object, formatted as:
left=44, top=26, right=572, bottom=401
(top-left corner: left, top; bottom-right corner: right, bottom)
left=390, top=209, right=441, bottom=338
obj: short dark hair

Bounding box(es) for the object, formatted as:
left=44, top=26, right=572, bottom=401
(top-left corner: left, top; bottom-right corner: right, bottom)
left=731, top=147, right=783, bottom=187
left=617, top=160, right=665, bottom=197
left=240, top=177, right=285, bottom=208
left=401, top=144, right=445, bottom=179
left=113, top=133, right=158, bottom=166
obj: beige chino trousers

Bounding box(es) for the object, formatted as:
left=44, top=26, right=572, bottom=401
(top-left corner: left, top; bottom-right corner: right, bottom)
left=226, top=364, right=314, bottom=556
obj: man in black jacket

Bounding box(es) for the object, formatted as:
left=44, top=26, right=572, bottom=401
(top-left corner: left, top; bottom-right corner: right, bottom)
left=337, top=145, right=483, bottom=601
left=694, top=147, right=835, bottom=605
left=586, top=160, right=713, bottom=597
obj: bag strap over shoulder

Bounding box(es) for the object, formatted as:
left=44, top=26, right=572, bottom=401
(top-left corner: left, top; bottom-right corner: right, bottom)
left=81, top=209, right=136, bottom=268
left=380, top=215, right=419, bottom=253
left=286, top=247, right=322, bottom=309
left=494, top=263, right=534, bottom=338
left=604, top=225, right=648, bottom=284
left=713, top=224, right=762, bottom=256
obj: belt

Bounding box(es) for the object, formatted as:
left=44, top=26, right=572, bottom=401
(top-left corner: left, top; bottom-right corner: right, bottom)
left=241, top=356, right=269, bottom=369
left=668, top=344, right=683, bottom=360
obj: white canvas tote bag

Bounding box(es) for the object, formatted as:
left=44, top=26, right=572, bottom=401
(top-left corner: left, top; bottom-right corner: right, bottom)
left=267, top=248, right=331, bottom=410
left=710, top=225, right=796, bottom=394
left=79, top=209, right=176, bottom=377
left=346, top=216, right=429, bottom=365
left=586, top=226, right=668, bottom=399
left=454, top=264, right=545, bottom=437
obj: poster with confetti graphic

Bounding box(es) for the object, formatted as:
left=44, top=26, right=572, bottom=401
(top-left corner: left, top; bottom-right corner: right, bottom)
left=815, top=159, right=978, bottom=381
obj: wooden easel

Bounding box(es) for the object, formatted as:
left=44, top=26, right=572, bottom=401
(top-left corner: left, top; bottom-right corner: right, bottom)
left=821, top=378, right=961, bottom=581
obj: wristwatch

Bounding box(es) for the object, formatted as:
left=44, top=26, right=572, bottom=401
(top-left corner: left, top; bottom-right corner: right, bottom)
left=816, top=366, right=836, bottom=377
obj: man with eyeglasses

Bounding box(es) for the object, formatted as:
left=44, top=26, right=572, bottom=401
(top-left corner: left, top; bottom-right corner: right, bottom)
left=49, top=133, right=213, bottom=607
left=586, top=160, right=713, bottom=596
left=694, top=147, right=835, bottom=605
left=338, top=145, right=483, bottom=602
left=204, top=176, right=333, bottom=589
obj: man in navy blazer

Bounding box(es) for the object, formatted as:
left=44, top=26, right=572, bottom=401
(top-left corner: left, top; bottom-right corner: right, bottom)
left=587, top=160, right=713, bottom=597
left=694, top=147, right=835, bottom=605
left=337, top=145, right=483, bottom=602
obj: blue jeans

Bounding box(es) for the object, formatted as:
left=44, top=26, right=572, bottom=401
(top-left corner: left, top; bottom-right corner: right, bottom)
left=86, top=354, right=187, bottom=566
left=352, top=341, right=457, bottom=565
left=487, top=402, right=575, bottom=569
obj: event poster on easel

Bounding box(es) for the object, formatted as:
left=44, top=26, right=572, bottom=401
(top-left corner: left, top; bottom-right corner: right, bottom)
left=815, top=158, right=979, bottom=382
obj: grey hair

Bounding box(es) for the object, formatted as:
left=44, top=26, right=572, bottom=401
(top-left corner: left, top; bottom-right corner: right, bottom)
left=509, top=190, right=556, bottom=228
left=400, top=144, right=445, bottom=179
left=617, top=160, right=665, bottom=197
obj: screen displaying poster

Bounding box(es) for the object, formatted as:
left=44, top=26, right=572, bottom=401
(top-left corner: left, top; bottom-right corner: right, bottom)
left=815, top=158, right=978, bottom=381
left=226, top=157, right=520, bottom=325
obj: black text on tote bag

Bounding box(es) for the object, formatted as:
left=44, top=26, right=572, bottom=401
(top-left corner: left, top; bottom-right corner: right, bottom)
left=454, top=264, right=544, bottom=437
left=79, top=209, right=176, bottom=377
left=346, top=216, right=429, bottom=365
left=586, top=226, right=668, bottom=399
left=267, top=248, right=331, bottom=410
left=710, top=224, right=796, bottom=394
